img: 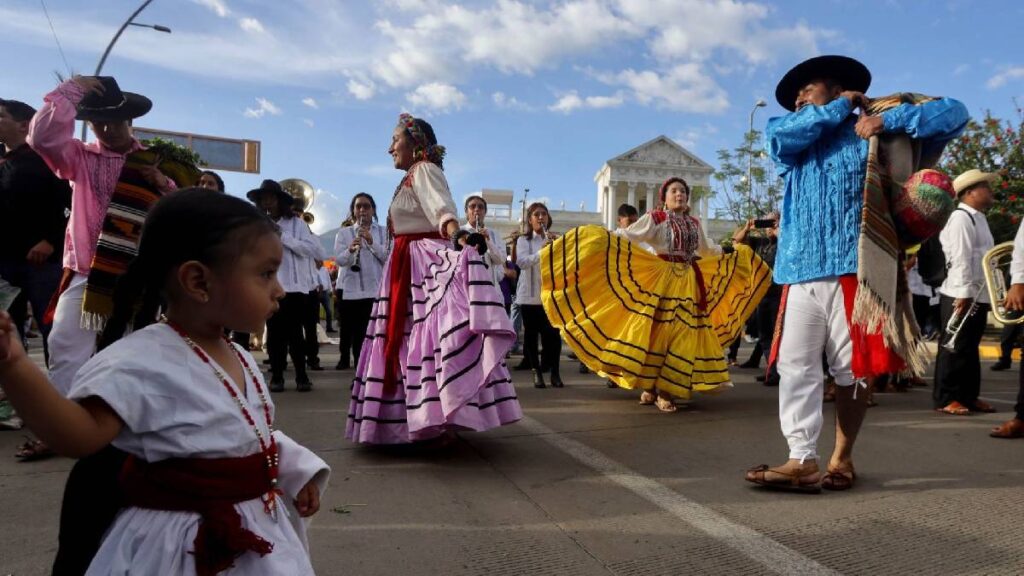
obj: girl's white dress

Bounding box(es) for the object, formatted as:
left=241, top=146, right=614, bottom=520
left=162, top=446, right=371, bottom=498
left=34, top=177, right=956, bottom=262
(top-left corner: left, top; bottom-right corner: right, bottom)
left=68, top=323, right=330, bottom=575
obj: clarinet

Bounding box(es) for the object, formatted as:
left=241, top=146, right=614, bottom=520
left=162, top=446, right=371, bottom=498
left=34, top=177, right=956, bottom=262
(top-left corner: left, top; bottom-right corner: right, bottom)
left=350, top=217, right=369, bottom=272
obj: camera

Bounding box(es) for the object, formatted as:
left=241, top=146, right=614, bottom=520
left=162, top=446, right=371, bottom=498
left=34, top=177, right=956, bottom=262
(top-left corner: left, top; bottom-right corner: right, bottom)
left=753, top=218, right=776, bottom=229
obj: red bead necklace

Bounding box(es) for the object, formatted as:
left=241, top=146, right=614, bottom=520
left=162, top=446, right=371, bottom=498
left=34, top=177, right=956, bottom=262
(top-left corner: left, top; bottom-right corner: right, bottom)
left=162, top=317, right=282, bottom=515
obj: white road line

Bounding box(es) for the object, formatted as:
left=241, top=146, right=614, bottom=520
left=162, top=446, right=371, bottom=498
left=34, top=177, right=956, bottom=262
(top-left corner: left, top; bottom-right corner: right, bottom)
left=518, top=416, right=840, bottom=576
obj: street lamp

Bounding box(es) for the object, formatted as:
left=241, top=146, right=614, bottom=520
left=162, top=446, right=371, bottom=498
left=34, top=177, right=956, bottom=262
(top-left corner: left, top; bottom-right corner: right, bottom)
left=746, top=99, right=767, bottom=212
left=521, top=188, right=530, bottom=233
left=80, top=0, right=171, bottom=140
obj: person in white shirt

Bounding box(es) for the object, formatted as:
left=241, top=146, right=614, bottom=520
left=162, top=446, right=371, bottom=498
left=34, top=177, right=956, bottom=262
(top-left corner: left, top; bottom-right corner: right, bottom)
left=516, top=202, right=563, bottom=389
left=934, top=169, right=998, bottom=415
left=333, top=193, right=388, bottom=370
left=462, top=195, right=507, bottom=287
left=316, top=263, right=335, bottom=333
left=992, top=217, right=1024, bottom=438
left=247, top=180, right=324, bottom=393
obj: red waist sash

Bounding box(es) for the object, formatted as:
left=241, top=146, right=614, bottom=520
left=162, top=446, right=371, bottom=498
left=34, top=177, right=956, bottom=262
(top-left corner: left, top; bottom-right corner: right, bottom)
left=384, top=231, right=444, bottom=389
left=658, top=254, right=707, bottom=311
left=119, top=449, right=279, bottom=576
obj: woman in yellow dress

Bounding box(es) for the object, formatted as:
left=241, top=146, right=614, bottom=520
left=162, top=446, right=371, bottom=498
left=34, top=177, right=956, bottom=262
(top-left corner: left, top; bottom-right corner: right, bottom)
left=541, top=177, right=771, bottom=412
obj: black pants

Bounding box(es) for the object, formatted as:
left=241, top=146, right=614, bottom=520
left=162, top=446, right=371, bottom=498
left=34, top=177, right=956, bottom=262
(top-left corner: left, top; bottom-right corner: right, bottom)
left=338, top=298, right=374, bottom=368
left=302, top=290, right=321, bottom=365
left=267, top=292, right=308, bottom=381
left=998, top=322, right=1022, bottom=362
left=0, top=260, right=61, bottom=365
left=521, top=304, right=561, bottom=375
left=912, top=293, right=934, bottom=335
left=52, top=446, right=129, bottom=575
left=1016, top=362, right=1024, bottom=420
left=933, top=295, right=989, bottom=408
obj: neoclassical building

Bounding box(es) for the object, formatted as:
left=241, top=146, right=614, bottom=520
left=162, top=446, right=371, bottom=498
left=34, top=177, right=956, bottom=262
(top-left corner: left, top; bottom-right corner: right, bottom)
left=594, top=135, right=714, bottom=228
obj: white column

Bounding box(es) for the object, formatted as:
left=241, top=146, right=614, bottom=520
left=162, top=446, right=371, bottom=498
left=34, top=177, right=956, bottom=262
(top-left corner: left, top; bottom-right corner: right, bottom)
left=626, top=181, right=636, bottom=210
left=607, top=184, right=617, bottom=229
left=645, top=186, right=655, bottom=215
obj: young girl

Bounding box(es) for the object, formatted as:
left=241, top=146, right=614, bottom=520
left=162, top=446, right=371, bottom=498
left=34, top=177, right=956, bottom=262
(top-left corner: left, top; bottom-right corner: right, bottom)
left=541, top=177, right=771, bottom=412
left=516, top=202, right=563, bottom=389
left=0, top=189, right=329, bottom=575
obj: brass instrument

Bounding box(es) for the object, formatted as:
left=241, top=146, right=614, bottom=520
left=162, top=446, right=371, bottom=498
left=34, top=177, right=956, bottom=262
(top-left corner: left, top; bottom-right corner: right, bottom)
left=279, top=178, right=316, bottom=213
left=942, top=293, right=979, bottom=351
left=472, top=213, right=485, bottom=234
left=984, top=241, right=1024, bottom=325
left=350, top=216, right=370, bottom=273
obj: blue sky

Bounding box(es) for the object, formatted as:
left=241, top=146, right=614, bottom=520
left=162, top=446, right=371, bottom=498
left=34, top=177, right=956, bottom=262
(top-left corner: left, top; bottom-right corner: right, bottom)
left=3, top=0, right=1023, bottom=234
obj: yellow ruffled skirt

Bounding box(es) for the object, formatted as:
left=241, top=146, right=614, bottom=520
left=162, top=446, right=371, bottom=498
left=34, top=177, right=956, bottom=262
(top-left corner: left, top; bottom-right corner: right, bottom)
left=541, top=225, right=771, bottom=400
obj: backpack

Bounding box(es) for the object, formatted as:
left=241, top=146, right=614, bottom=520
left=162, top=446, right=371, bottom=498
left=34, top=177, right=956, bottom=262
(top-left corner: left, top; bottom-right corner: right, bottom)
left=916, top=208, right=973, bottom=288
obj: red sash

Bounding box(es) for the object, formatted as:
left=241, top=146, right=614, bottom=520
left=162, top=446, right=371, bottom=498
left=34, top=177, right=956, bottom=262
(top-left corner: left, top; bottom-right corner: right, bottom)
left=383, top=231, right=444, bottom=389
left=119, top=450, right=280, bottom=576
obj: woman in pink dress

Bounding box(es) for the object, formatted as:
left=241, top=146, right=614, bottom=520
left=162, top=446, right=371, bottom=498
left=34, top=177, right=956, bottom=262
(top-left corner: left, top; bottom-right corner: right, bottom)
left=345, top=114, right=522, bottom=445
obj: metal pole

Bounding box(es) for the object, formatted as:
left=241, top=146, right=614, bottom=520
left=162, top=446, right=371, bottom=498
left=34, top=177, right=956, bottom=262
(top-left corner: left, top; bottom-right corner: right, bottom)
left=522, top=188, right=529, bottom=233
left=80, top=0, right=158, bottom=141
left=746, top=99, right=767, bottom=214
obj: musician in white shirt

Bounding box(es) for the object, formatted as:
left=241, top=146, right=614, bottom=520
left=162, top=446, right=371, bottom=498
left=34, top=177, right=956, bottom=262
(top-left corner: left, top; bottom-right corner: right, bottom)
left=333, top=193, right=388, bottom=370
left=934, top=169, right=998, bottom=415
left=462, top=195, right=506, bottom=287
left=991, top=217, right=1024, bottom=438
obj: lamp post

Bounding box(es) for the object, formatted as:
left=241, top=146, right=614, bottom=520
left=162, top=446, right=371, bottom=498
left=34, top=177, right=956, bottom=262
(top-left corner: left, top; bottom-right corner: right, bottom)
left=521, top=188, right=529, bottom=233
left=746, top=99, right=767, bottom=213
left=80, top=0, right=171, bottom=141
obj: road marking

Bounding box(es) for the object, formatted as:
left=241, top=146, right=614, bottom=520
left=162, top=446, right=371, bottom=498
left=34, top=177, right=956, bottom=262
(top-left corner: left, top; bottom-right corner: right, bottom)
left=518, top=416, right=840, bottom=576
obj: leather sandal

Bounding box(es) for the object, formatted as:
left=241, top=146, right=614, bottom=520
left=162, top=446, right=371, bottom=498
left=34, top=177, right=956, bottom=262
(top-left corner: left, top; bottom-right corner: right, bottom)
left=15, top=438, right=55, bottom=462
left=639, top=391, right=656, bottom=405
left=655, top=395, right=678, bottom=413
left=745, top=464, right=821, bottom=494
left=821, top=467, right=856, bottom=491
left=936, top=401, right=970, bottom=415
left=972, top=400, right=997, bottom=413
left=990, top=418, right=1024, bottom=439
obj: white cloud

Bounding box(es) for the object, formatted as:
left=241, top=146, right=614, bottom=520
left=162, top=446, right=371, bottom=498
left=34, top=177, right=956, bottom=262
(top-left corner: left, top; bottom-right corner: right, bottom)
left=548, top=90, right=625, bottom=113
left=243, top=97, right=282, bottom=118
left=302, top=97, right=319, bottom=109
left=192, top=0, right=229, bottom=17
left=405, top=83, right=467, bottom=113
left=492, top=91, right=532, bottom=111
left=239, top=17, right=265, bottom=33
left=302, top=118, right=315, bottom=127
left=346, top=77, right=377, bottom=100
left=953, top=63, right=970, bottom=76
left=595, top=64, right=729, bottom=113
left=988, top=66, right=1024, bottom=89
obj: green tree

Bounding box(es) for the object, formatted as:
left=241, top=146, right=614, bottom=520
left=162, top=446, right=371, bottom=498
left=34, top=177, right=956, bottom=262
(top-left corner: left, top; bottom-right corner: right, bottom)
left=939, top=105, right=1024, bottom=243
left=712, top=129, right=783, bottom=222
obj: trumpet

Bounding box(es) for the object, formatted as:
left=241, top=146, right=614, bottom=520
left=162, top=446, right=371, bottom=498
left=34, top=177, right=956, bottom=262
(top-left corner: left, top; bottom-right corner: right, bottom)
left=350, top=216, right=370, bottom=272
left=472, top=214, right=485, bottom=234
left=983, top=241, right=1024, bottom=325
left=942, top=294, right=980, bottom=351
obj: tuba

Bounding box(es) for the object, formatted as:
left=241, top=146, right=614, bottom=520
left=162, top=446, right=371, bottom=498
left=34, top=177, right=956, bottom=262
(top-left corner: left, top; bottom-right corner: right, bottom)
left=280, top=178, right=316, bottom=213
left=984, top=241, right=1024, bottom=325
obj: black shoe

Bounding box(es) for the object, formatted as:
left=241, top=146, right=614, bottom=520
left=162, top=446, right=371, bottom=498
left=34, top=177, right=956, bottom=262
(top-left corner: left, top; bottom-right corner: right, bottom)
left=606, top=379, right=617, bottom=388
left=533, top=370, right=546, bottom=389
left=991, top=358, right=1011, bottom=371
left=335, top=361, right=350, bottom=370
left=550, top=372, right=564, bottom=388
left=738, top=359, right=760, bottom=369
left=269, top=376, right=285, bottom=393
left=755, top=374, right=766, bottom=382
left=296, top=378, right=313, bottom=392
left=578, top=363, right=589, bottom=374
left=763, top=375, right=780, bottom=387
left=263, top=359, right=272, bottom=366
left=326, top=328, right=337, bottom=333
left=308, top=360, right=324, bottom=371
left=513, top=360, right=532, bottom=371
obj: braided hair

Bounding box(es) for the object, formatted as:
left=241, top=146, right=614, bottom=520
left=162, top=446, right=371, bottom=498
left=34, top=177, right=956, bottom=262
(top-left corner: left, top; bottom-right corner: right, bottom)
left=97, top=188, right=279, bottom=350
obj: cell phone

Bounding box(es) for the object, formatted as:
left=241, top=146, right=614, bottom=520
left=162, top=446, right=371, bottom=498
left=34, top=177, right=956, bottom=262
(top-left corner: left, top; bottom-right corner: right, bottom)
left=753, top=218, right=776, bottom=229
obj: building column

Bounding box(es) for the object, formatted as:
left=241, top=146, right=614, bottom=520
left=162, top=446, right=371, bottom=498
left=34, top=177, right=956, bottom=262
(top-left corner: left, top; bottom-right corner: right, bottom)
left=605, top=185, right=615, bottom=229
left=626, top=181, right=636, bottom=211
left=646, top=186, right=655, bottom=215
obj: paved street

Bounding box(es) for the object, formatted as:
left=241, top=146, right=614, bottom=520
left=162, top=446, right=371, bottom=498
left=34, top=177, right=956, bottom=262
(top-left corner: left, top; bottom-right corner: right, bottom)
left=1, top=340, right=1022, bottom=575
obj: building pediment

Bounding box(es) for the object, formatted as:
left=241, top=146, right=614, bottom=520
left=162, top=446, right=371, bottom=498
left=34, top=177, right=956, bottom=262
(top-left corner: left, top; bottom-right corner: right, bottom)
left=607, top=135, right=712, bottom=171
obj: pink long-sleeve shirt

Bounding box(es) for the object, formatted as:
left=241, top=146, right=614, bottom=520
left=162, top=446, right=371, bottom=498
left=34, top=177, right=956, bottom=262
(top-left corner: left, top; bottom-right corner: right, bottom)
left=27, top=80, right=171, bottom=275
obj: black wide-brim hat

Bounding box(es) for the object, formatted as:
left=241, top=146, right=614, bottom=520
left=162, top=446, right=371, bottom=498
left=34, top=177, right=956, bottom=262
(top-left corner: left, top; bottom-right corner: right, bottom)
left=246, top=179, right=294, bottom=207
left=75, top=76, right=152, bottom=122
left=775, top=55, right=871, bottom=111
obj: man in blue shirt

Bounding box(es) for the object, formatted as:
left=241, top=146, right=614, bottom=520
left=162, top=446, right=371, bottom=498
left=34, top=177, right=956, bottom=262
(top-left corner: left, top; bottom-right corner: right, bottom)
left=746, top=55, right=968, bottom=493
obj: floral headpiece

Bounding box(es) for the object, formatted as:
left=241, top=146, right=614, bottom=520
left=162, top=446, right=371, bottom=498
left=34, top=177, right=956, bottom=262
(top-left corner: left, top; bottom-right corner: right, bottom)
left=398, top=113, right=446, bottom=165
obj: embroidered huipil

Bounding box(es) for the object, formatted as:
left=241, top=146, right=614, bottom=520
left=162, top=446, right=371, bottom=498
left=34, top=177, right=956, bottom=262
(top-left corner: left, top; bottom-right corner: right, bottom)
left=615, top=210, right=718, bottom=258
left=767, top=96, right=969, bottom=285
left=389, top=162, right=458, bottom=235
left=27, top=80, right=174, bottom=275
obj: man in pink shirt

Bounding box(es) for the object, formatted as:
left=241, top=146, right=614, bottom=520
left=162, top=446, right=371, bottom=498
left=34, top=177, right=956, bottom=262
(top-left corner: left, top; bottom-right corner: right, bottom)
left=28, top=76, right=172, bottom=397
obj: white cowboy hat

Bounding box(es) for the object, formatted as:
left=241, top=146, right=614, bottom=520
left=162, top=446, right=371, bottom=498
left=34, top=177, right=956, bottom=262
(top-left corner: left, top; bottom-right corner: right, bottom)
left=953, top=169, right=999, bottom=195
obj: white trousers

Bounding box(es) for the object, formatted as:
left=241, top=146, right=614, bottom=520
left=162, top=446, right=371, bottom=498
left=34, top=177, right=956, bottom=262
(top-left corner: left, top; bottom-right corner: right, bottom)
left=776, top=278, right=859, bottom=462
left=47, top=273, right=96, bottom=397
